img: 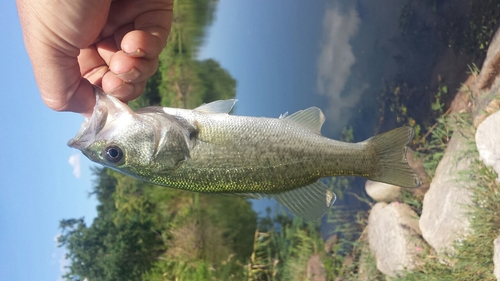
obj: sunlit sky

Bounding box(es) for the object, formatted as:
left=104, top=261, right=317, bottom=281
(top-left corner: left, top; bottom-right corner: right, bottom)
left=0, top=0, right=392, bottom=279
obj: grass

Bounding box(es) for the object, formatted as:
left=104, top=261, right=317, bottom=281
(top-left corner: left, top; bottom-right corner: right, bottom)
left=310, top=91, right=499, bottom=280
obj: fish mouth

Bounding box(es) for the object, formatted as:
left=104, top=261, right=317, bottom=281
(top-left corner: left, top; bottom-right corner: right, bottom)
left=67, top=86, right=134, bottom=150
left=67, top=138, right=83, bottom=150
left=67, top=87, right=108, bottom=150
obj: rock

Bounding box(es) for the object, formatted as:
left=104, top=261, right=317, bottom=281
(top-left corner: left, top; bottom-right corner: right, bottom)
left=324, top=234, right=338, bottom=254
left=419, top=131, right=474, bottom=255
left=307, top=254, right=326, bottom=281
left=476, top=110, right=500, bottom=181
left=368, top=202, right=424, bottom=277
left=450, top=75, right=474, bottom=114
left=365, top=181, right=401, bottom=202
left=475, top=28, right=500, bottom=92
left=472, top=82, right=500, bottom=128
left=494, top=236, right=500, bottom=281
left=472, top=26, right=500, bottom=127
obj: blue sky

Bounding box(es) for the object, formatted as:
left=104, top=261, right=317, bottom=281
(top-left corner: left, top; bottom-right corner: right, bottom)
left=1, top=2, right=98, bottom=280
left=1, top=0, right=404, bottom=280
left=199, top=0, right=328, bottom=118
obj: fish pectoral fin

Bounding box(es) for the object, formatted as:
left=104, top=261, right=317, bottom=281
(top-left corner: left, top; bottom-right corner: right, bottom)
left=271, top=181, right=336, bottom=221
left=194, top=99, right=237, bottom=114
left=283, top=107, right=325, bottom=133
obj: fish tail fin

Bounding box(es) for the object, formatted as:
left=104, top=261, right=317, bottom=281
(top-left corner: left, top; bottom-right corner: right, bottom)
left=366, top=126, right=422, bottom=188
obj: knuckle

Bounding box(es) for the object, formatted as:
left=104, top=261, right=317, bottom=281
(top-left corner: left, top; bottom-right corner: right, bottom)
left=42, top=96, right=70, bottom=112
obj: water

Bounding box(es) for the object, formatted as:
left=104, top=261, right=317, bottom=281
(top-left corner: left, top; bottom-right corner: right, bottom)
left=201, top=0, right=495, bottom=238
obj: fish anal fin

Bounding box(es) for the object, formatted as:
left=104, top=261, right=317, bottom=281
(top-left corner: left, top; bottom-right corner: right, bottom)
left=283, top=107, right=325, bottom=133
left=194, top=99, right=237, bottom=114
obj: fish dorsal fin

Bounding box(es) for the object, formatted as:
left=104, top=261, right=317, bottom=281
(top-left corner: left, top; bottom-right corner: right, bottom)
left=235, top=181, right=336, bottom=221
left=194, top=99, right=237, bottom=114
left=279, top=111, right=289, bottom=119
left=282, top=107, right=325, bottom=133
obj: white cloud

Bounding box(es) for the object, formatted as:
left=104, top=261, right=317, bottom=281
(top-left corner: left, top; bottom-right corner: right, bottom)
left=68, top=154, right=81, bottom=178
left=317, top=6, right=366, bottom=129
left=53, top=233, right=62, bottom=244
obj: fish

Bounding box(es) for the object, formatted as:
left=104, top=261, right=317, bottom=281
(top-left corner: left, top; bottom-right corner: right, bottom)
left=68, top=87, right=421, bottom=220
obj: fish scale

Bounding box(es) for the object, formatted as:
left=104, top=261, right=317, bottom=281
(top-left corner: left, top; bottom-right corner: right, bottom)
left=173, top=116, right=369, bottom=191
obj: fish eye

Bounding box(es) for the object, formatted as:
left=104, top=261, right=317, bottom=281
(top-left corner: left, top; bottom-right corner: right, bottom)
left=104, top=145, right=124, bottom=163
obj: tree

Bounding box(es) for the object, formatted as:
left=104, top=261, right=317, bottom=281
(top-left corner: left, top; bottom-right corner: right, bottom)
left=58, top=169, right=167, bottom=281
left=194, top=59, right=237, bottom=104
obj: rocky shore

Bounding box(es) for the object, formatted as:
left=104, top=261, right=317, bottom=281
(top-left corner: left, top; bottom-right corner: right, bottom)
left=309, top=27, right=500, bottom=281
left=362, top=27, right=500, bottom=280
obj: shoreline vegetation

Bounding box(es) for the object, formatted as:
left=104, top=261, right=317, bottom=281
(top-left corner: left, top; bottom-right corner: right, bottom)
left=57, top=1, right=500, bottom=280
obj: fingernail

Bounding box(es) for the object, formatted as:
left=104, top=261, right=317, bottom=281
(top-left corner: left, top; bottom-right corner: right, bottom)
left=108, top=82, right=134, bottom=97
left=116, top=68, right=140, bottom=82
left=124, top=48, right=145, bottom=57
left=108, top=81, right=125, bottom=94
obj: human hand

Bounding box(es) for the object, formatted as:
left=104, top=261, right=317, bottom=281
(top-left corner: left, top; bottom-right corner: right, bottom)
left=17, top=0, right=173, bottom=116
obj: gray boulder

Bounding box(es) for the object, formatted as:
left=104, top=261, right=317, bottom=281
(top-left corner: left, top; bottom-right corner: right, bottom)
left=368, top=202, right=424, bottom=277
left=419, top=131, right=474, bottom=255
left=476, top=110, right=500, bottom=181
left=365, top=180, right=401, bottom=202
left=494, top=236, right=500, bottom=281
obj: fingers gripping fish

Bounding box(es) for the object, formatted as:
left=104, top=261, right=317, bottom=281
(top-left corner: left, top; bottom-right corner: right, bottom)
left=68, top=87, right=422, bottom=221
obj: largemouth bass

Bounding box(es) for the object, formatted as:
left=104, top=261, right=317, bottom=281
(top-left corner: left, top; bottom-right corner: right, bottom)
left=68, top=87, right=421, bottom=220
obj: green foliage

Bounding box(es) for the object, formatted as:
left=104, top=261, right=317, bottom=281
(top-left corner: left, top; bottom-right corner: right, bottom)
left=467, top=62, right=481, bottom=78
left=431, top=86, right=447, bottom=114
left=194, top=59, right=237, bottom=104
left=199, top=195, right=258, bottom=259
left=61, top=167, right=258, bottom=280
left=416, top=115, right=450, bottom=179
left=246, top=213, right=325, bottom=281
left=411, top=86, right=455, bottom=179
left=58, top=170, right=166, bottom=281
left=142, top=218, right=247, bottom=281
left=400, top=189, right=423, bottom=216
left=340, top=126, right=354, bottom=143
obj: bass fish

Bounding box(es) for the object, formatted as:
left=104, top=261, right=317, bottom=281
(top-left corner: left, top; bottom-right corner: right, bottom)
left=68, top=87, right=421, bottom=220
